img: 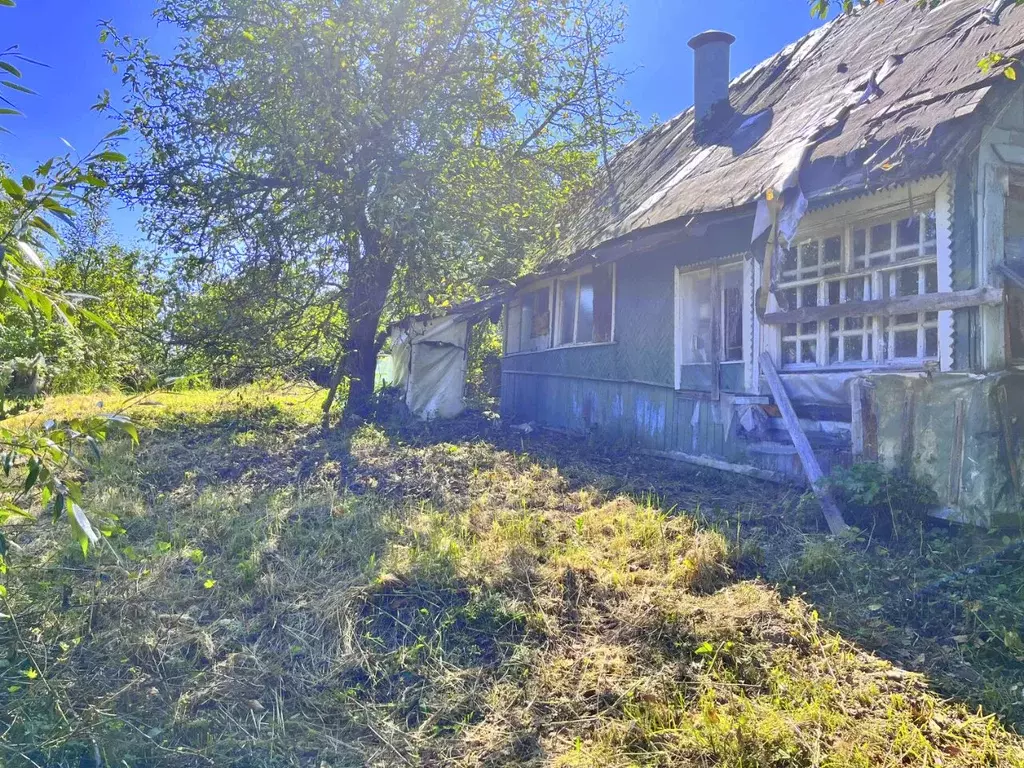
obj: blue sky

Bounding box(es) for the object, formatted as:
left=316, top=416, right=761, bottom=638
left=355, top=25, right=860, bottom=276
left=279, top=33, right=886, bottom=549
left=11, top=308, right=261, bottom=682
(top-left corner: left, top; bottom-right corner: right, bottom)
left=0, top=1, right=827, bottom=245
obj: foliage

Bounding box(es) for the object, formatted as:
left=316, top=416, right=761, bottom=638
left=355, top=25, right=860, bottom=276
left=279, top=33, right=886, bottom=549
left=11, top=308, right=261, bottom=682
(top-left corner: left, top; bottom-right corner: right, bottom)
left=103, top=0, right=637, bottom=421
left=0, top=208, right=165, bottom=395
left=0, top=4, right=140, bottom=558
left=823, top=462, right=938, bottom=539
left=163, top=262, right=343, bottom=386
left=465, top=317, right=503, bottom=406
left=1, top=389, right=1022, bottom=765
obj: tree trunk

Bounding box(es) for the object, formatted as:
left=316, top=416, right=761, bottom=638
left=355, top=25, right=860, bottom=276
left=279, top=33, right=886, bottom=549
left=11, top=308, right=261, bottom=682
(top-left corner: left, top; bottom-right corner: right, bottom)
left=333, top=235, right=396, bottom=427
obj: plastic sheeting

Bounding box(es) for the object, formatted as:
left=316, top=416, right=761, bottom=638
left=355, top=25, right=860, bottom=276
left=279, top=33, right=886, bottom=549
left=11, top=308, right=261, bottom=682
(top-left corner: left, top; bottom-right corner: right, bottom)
left=760, top=370, right=858, bottom=407
left=389, top=316, right=470, bottom=419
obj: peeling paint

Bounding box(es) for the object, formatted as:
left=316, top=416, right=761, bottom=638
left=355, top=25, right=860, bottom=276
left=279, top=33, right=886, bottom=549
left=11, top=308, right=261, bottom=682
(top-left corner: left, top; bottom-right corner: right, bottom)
left=634, top=396, right=666, bottom=439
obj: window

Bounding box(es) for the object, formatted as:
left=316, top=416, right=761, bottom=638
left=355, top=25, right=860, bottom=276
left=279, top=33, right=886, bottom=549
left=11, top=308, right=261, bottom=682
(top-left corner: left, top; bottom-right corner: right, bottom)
left=774, top=207, right=939, bottom=369
left=677, top=262, right=745, bottom=392
left=504, top=285, right=551, bottom=355
left=555, top=263, right=615, bottom=346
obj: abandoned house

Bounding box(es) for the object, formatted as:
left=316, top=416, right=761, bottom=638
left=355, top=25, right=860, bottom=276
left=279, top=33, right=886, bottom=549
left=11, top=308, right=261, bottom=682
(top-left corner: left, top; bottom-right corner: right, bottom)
left=392, top=0, right=1024, bottom=527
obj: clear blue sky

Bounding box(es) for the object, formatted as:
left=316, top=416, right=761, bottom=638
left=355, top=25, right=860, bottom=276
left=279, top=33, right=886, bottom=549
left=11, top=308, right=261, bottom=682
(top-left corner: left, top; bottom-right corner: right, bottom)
left=0, top=1, right=827, bottom=245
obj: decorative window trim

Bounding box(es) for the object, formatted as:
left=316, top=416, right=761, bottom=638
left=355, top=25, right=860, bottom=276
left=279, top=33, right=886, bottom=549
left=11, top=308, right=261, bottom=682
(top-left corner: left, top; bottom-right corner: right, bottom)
left=763, top=180, right=955, bottom=373
left=552, top=262, right=617, bottom=348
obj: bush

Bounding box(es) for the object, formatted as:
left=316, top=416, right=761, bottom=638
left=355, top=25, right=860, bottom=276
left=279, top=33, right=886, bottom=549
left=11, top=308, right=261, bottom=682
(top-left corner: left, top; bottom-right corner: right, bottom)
left=824, top=462, right=938, bottom=539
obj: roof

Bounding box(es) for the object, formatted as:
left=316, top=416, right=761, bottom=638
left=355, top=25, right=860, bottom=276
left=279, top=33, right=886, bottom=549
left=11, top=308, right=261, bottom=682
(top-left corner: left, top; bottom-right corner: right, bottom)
left=554, top=0, right=1024, bottom=261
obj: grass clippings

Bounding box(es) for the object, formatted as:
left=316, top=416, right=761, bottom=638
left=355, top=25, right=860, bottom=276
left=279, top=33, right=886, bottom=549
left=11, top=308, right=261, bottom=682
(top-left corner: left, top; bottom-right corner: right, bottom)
left=0, top=387, right=1022, bottom=767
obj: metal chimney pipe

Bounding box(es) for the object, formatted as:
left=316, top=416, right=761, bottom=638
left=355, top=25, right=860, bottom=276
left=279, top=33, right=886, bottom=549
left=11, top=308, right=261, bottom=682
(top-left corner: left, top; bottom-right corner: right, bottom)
left=688, top=30, right=735, bottom=126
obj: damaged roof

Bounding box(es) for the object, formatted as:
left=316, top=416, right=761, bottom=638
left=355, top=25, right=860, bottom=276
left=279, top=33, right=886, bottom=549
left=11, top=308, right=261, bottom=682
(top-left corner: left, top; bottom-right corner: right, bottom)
left=555, top=0, right=1024, bottom=261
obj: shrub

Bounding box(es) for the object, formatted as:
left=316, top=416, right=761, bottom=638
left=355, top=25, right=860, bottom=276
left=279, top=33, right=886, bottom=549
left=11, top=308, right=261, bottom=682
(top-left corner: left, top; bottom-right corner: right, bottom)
left=824, top=462, right=938, bottom=539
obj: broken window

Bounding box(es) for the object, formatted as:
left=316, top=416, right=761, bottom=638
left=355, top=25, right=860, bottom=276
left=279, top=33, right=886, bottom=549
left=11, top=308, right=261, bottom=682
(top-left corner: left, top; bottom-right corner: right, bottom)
left=774, top=206, right=939, bottom=369
left=555, top=263, right=615, bottom=346
left=677, top=262, right=745, bottom=392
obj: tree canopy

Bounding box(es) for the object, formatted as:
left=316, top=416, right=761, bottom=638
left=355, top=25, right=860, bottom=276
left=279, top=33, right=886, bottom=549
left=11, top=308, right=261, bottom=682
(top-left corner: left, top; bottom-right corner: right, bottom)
left=106, top=0, right=636, bottom=422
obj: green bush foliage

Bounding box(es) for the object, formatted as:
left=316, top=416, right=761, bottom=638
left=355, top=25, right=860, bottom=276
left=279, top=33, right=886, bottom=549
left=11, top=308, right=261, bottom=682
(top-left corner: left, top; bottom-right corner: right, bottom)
left=824, top=462, right=939, bottom=539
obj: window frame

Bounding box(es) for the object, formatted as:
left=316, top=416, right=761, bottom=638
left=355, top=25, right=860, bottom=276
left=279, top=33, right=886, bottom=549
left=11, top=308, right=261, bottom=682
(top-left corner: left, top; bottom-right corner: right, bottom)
left=553, top=262, right=617, bottom=348
left=771, top=205, right=942, bottom=371
left=674, top=259, right=747, bottom=395
left=503, top=279, right=555, bottom=356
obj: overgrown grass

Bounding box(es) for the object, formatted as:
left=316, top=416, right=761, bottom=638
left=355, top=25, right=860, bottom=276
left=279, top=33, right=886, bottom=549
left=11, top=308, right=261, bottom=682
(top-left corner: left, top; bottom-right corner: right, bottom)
left=1, top=388, right=1023, bottom=766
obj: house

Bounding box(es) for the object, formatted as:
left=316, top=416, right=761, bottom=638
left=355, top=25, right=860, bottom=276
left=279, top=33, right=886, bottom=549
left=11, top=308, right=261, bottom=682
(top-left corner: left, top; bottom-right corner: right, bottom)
left=497, top=0, right=1024, bottom=527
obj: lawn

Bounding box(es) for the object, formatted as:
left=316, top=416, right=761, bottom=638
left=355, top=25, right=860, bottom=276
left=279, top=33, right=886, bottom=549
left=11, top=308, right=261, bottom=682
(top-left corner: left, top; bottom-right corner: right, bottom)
left=1, top=386, right=1023, bottom=766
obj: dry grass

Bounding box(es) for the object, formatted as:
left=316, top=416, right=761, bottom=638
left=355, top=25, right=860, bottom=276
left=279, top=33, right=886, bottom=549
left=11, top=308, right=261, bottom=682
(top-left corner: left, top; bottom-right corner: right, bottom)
left=0, top=389, right=1022, bottom=766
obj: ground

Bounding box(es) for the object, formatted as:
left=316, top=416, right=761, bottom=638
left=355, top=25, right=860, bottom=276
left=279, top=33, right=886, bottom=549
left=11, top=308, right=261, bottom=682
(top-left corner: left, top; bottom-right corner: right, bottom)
left=1, top=385, right=1023, bottom=766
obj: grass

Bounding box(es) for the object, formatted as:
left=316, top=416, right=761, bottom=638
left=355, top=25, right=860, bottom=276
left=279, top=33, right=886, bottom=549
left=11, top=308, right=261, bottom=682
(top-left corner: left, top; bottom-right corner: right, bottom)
left=0, top=386, right=1022, bottom=766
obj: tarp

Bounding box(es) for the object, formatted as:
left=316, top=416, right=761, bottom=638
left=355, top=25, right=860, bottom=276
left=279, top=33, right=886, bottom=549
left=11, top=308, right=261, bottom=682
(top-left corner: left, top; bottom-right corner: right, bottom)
left=389, top=316, right=470, bottom=419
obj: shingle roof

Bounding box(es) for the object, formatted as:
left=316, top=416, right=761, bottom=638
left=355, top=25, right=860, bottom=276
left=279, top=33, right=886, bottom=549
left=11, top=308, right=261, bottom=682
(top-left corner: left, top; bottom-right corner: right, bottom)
left=555, top=0, right=1024, bottom=260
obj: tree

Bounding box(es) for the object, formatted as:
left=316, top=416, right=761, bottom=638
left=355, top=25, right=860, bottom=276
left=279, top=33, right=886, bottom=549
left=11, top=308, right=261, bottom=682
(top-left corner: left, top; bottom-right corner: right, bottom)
left=104, top=0, right=635, bottom=424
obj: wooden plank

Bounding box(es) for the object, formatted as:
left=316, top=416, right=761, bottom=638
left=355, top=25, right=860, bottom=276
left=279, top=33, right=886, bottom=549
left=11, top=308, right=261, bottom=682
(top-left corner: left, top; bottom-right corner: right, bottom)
left=762, top=286, right=1004, bottom=326
left=947, top=397, right=967, bottom=506
left=639, top=448, right=789, bottom=484
left=759, top=352, right=849, bottom=535
left=850, top=377, right=865, bottom=460
left=996, top=386, right=1020, bottom=496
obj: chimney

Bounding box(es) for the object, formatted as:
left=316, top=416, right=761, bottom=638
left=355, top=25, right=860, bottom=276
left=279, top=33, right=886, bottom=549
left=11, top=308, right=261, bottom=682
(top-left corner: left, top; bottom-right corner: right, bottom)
left=688, top=30, right=735, bottom=127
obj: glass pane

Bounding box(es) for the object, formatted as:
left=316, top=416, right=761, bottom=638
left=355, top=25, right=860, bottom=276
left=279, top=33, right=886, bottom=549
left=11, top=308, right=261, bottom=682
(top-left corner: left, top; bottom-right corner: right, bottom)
left=828, top=318, right=840, bottom=332
left=800, top=339, right=817, bottom=363
left=784, top=322, right=797, bottom=336
left=592, top=264, right=614, bottom=343
left=779, top=288, right=798, bottom=310
left=924, top=264, right=938, bottom=294
left=924, top=210, right=937, bottom=242
left=844, top=316, right=864, bottom=330
left=896, top=313, right=918, bottom=325
left=530, top=288, right=550, bottom=338
left=895, top=267, right=919, bottom=297
left=801, top=240, right=819, bottom=268
left=577, top=274, right=595, bottom=344
left=506, top=302, right=522, bottom=354
left=824, top=236, right=841, bottom=263
left=782, top=247, right=798, bottom=274
left=925, top=311, right=938, bottom=323
left=896, top=215, right=920, bottom=247
left=853, top=229, right=866, bottom=259
left=558, top=279, right=576, bottom=345
left=894, top=330, right=917, bottom=358
left=782, top=341, right=798, bottom=365
left=847, top=277, right=866, bottom=302
left=925, top=327, right=938, bottom=358
left=801, top=321, right=818, bottom=335
left=828, top=281, right=841, bottom=305
left=801, top=285, right=818, bottom=307
left=721, top=267, right=743, bottom=362
left=1009, top=285, right=1024, bottom=360
left=520, top=294, right=534, bottom=349
left=870, top=222, right=891, bottom=253
left=829, top=337, right=840, bottom=364
left=679, top=270, right=712, bottom=365
left=844, top=335, right=865, bottom=361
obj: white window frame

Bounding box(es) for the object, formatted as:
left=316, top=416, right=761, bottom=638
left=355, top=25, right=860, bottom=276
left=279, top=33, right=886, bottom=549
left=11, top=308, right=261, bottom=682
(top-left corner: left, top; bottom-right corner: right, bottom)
left=553, top=262, right=617, bottom=348
left=673, top=259, right=747, bottom=393
left=503, top=279, right=554, bottom=356
left=767, top=188, right=950, bottom=372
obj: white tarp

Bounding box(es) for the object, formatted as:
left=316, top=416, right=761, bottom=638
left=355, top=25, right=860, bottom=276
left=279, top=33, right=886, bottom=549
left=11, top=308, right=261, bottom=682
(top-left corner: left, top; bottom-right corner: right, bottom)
left=389, top=315, right=470, bottom=419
